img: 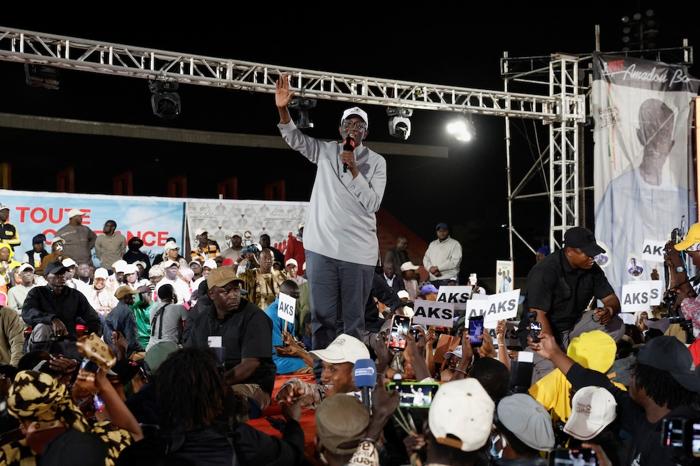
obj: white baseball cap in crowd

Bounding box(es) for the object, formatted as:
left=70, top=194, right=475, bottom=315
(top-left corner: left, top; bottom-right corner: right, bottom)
left=61, top=258, right=77, bottom=268
left=564, top=386, right=617, bottom=441
left=401, top=305, right=415, bottom=318
left=148, top=266, right=165, bottom=278
left=123, top=263, right=138, bottom=275
left=94, top=268, right=109, bottom=280
left=310, top=334, right=369, bottom=365
left=397, top=290, right=410, bottom=300
left=67, top=208, right=83, bottom=218
left=163, top=241, right=179, bottom=251
left=285, top=258, right=298, bottom=268
left=112, top=260, right=128, bottom=274
left=400, top=262, right=420, bottom=272
left=17, top=263, right=35, bottom=273
left=429, top=378, right=495, bottom=452
left=135, top=261, right=147, bottom=270
left=194, top=228, right=207, bottom=236
left=340, top=106, right=368, bottom=127
left=163, top=259, right=180, bottom=269
left=445, top=346, right=463, bottom=360
left=0, top=204, right=9, bottom=211
left=203, top=259, right=218, bottom=270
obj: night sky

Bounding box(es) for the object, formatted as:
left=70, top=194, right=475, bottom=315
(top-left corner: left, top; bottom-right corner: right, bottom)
left=1, top=4, right=698, bottom=278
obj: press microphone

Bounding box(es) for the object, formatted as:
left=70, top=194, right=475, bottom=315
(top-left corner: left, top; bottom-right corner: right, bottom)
left=343, top=136, right=356, bottom=173
left=353, top=358, right=376, bottom=413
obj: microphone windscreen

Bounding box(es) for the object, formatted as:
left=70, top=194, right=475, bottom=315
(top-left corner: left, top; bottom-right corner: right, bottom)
left=353, top=358, right=377, bottom=388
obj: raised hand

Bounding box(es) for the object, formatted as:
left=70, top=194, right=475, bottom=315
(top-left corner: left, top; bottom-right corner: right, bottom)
left=275, top=74, right=295, bottom=108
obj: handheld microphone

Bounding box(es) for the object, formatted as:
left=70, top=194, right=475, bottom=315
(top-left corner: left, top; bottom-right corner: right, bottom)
left=342, top=136, right=356, bottom=173
left=353, top=358, right=377, bottom=413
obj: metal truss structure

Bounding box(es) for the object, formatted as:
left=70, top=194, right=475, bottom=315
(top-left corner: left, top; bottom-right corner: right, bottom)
left=1, top=26, right=690, bottom=260
left=501, top=43, right=694, bottom=259
left=0, top=27, right=570, bottom=121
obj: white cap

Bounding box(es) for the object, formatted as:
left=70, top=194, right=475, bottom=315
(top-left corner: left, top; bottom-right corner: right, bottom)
left=401, top=305, right=415, bottom=318
left=61, top=258, right=77, bottom=268
left=341, top=106, right=368, bottom=127
left=194, top=228, right=207, bottom=236
left=564, top=386, right=617, bottom=441
left=112, top=260, right=127, bottom=273
left=310, top=334, right=369, bottom=364
left=400, top=261, right=420, bottom=272
left=285, top=258, right=298, bottom=268
left=149, top=266, right=165, bottom=278
left=135, top=261, right=147, bottom=269
left=17, top=263, right=35, bottom=273
left=163, top=259, right=180, bottom=269
left=94, top=268, right=109, bottom=280
left=445, top=346, right=463, bottom=360
left=164, top=241, right=179, bottom=251
left=429, top=379, right=494, bottom=452
left=397, top=290, right=410, bottom=300
left=0, top=204, right=9, bottom=211
left=67, top=208, right=83, bottom=218
left=123, top=263, right=138, bottom=275
left=203, top=259, right=218, bottom=270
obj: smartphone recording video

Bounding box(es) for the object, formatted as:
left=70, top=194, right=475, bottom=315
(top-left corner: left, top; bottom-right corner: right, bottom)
left=387, top=382, right=440, bottom=408
left=388, top=315, right=412, bottom=351
left=468, top=316, right=484, bottom=348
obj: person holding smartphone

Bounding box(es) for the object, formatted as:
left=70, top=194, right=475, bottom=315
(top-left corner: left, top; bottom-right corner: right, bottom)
left=518, top=227, right=621, bottom=381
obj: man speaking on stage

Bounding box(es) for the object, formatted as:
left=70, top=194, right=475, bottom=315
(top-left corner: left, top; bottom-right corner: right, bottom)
left=275, top=74, right=387, bottom=352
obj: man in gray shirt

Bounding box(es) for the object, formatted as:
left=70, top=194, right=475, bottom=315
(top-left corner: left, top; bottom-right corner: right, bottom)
left=56, top=208, right=97, bottom=266
left=275, top=74, right=387, bottom=352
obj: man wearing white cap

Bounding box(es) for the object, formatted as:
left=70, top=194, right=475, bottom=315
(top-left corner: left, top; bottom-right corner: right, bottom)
left=55, top=208, right=96, bottom=266
left=86, top=267, right=118, bottom=316
left=7, top=263, right=37, bottom=313
left=192, top=258, right=217, bottom=292
left=424, top=379, right=494, bottom=465
left=400, top=261, right=420, bottom=300
left=276, top=75, right=387, bottom=354
left=95, top=219, right=126, bottom=272
left=190, top=228, right=221, bottom=263
left=276, top=333, right=370, bottom=408
left=285, top=258, right=306, bottom=286
left=155, top=260, right=191, bottom=304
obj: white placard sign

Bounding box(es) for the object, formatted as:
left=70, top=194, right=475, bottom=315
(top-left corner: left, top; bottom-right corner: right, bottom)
left=621, top=280, right=663, bottom=312
left=641, top=239, right=666, bottom=264
left=436, top=286, right=473, bottom=311
left=482, top=289, right=521, bottom=323
left=278, top=292, right=297, bottom=324
left=412, top=300, right=456, bottom=328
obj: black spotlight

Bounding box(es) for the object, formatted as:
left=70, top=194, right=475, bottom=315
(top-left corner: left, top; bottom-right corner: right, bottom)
left=289, top=97, right=317, bottom=129
left=24, top=64, right=60, bottom=90
left=149, top=80, right=181, bottom=119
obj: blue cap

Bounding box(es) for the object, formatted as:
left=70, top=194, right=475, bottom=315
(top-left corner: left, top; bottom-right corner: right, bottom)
left=420, top=283, right=439, bottom=295
left=435, top=223, right=449, bottom=231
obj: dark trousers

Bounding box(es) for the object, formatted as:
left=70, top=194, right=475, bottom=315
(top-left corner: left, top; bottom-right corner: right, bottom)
left=305, top=250, right=374, bottom=352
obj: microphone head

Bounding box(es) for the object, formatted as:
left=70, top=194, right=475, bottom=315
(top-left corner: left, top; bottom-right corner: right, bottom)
left=353, top=358, right=377, bottom=388
left=344, top=136, right=356, bottom=150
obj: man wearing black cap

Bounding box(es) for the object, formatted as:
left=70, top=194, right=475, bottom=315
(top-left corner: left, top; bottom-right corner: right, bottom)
left=123, top=236, right=151, bottom=273
left=22, top=234, right=48, bottom=273
left=423, top=223, right=463, bottom=287
left=532, top=333, right=700, bottom=466
left=22, top=261, right=102, bottom=342
left=519, top=227, right=621, bottom=359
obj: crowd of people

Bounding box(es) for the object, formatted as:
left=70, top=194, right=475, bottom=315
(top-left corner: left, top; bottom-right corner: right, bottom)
left=0, top=80, right=698, bottom=466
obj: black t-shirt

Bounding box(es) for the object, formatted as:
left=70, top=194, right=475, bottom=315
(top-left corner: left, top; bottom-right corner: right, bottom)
left=186, top=299, right=276, bottom=394
left=520, top=250, right=614, bottom=339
